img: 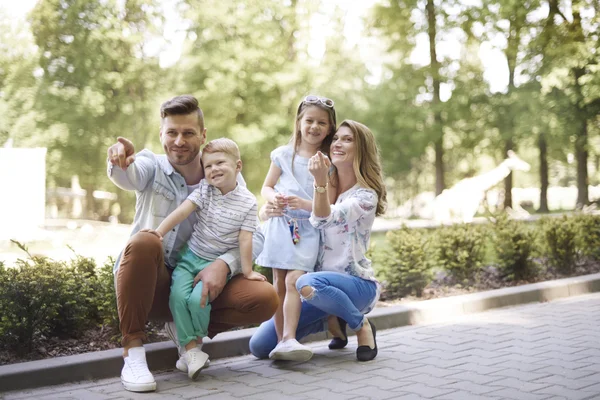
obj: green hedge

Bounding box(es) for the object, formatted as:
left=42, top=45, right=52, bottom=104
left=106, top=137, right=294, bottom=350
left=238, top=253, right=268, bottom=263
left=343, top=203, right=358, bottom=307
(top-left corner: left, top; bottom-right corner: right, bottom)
left=374, top=213, right=600, bottom=298
left=3, top=213, right=600, bottom=356
left=539, top=216, right=579, bottom=274
left=0, top=242, right=117, bottom=355
left=492, top=214, right=538, bottom=281
left=430, top=224, right=486, bottom=283
left=375, top=228, right=432, bottom=298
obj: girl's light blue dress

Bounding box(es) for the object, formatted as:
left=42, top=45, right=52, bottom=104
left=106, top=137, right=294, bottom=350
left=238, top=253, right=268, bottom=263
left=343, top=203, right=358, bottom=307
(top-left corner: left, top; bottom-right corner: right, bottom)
left=256, top=145, right=319, bottom=272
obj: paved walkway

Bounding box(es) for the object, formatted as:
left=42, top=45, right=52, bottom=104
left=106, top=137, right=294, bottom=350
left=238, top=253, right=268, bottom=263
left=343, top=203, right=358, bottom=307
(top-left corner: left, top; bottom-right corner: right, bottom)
left=4, top=293, right=600, bottom=400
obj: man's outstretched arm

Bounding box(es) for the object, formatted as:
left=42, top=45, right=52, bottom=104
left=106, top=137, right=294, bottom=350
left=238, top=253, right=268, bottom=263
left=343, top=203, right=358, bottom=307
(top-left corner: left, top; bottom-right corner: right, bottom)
left=107, top=137, right=154, bottom=191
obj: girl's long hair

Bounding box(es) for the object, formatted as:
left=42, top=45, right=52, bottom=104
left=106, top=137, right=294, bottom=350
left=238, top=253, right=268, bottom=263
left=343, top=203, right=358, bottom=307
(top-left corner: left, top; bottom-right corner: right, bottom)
left=330, top=120, right=387, bottom=216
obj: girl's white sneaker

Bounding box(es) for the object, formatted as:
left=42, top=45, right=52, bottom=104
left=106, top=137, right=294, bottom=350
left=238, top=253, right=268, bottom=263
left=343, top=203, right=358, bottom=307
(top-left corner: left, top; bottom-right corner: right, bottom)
left=268, top=339, right=313, bottom=362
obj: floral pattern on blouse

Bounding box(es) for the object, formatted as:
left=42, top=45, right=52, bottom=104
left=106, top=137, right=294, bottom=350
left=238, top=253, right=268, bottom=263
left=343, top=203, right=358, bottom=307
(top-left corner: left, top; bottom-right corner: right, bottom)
left=309, top=185, right=378, bottom=283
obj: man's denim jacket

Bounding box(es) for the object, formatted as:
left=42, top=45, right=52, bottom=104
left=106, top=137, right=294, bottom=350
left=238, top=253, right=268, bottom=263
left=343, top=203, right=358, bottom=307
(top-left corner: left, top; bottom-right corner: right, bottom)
left=107, top=149, right=264, bottom=276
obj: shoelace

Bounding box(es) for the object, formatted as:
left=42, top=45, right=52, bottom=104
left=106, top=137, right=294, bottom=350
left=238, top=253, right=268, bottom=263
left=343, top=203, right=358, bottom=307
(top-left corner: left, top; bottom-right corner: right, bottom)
left=127, top=357, right=151, bottom=379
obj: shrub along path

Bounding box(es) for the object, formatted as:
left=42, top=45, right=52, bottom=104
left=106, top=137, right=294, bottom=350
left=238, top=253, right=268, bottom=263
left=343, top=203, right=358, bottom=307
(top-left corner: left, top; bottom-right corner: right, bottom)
left=3, top=213, right=600, bottom=366
left=2, top=260, right=599, bottom=367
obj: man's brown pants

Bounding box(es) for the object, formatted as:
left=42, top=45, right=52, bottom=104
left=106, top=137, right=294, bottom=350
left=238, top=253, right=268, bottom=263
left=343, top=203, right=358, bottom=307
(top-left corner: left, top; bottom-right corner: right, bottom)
left=116, top=232, right=279, bottom=346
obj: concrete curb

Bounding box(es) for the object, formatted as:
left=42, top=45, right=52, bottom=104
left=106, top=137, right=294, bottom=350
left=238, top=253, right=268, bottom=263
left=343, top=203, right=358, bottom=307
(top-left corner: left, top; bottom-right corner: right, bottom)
left=2, top=272, right=600, bottom=393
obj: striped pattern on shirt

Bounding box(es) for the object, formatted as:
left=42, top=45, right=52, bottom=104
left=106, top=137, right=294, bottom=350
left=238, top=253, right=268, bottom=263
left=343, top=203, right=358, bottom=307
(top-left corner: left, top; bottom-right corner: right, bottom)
left=186, top=179, right=258, bottom=261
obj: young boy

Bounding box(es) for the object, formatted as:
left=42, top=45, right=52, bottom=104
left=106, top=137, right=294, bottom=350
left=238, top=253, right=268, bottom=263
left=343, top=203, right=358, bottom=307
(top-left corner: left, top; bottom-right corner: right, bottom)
left=146, top=138, right=266, bottom=379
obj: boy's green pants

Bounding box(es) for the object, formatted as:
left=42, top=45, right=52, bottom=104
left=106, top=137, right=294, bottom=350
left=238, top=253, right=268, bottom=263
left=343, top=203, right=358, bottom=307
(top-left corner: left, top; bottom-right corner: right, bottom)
left=169, top=246, right=224, bottom=348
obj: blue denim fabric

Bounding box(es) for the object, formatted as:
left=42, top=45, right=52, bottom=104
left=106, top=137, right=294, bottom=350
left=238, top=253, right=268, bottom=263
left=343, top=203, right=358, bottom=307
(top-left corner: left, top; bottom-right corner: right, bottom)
left=249, top=271, right=377, bottom=359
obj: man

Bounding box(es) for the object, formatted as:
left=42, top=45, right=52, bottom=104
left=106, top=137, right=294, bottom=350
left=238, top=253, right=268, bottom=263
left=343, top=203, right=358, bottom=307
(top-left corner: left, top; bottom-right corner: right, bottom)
left=107, top=95, right=278, bottom=392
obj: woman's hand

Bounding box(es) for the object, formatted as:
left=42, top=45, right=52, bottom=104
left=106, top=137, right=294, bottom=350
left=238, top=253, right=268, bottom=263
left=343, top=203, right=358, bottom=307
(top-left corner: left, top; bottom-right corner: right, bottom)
left=309, top=151, right=330, bottom=186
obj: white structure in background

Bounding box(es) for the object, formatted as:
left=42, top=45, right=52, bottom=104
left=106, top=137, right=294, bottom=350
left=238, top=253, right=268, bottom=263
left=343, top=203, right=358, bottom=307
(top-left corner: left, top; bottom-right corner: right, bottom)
left=433, top=150, right=531, bottom=224
left=70, top=175, right=85, bottom=219
left=0, top=146, right=47, bottom=240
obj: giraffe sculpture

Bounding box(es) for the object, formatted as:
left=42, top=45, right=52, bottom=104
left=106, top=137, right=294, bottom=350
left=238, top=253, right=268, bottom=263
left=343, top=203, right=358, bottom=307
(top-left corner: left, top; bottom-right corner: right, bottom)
left=433, top=150, right=531, bottom=224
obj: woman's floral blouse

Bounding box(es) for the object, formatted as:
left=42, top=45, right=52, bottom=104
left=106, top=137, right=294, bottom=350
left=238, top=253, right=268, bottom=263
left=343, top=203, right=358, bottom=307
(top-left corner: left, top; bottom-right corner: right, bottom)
left=309, top=184, right=378, bottom=283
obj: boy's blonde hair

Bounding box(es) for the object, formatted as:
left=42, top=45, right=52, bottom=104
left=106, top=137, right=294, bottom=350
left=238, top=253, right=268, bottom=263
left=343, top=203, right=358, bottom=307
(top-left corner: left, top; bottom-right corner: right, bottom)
left=202, top=138, right=241, bottom=161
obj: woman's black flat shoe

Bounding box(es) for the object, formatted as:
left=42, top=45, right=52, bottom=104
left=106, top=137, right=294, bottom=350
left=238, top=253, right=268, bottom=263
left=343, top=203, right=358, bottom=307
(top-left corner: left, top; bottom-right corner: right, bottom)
left=356, top=320, right=377, bottom=362
left=328, top=317, right=348, bottom=349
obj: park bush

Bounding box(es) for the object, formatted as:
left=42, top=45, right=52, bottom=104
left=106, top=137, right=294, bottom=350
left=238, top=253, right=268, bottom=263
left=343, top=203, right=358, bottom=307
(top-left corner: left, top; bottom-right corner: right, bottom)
left=492, top=215, right=538, bottom=281
left=0, top=242, right=117, bottom=354
left=0, top=256, right=76, bottom=353
left=49, top=253, right=98, bottom=338
left=538, top=216, right=579, bottom=274
left=2, top=214, right=600, bottom=358
left=375, top=227, right=432, bottom=298
left=95, top=257, right=119, bottom=330
left=431, top=224, right=486, bottom=283
left=572, top=214, right=600, bottom=261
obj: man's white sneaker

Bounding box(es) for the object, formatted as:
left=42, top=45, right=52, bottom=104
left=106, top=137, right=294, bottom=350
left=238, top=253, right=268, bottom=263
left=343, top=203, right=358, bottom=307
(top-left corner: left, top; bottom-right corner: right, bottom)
left=120, top=347, right=156, bottom=392
left=182, top=347, right=210, bottom=380
left=268, top=339, right=313, bottom=362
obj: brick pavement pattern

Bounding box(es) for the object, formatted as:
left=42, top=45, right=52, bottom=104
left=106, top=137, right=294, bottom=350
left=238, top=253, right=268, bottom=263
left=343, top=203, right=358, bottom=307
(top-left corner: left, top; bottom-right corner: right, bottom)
left=4, top=293, right=600, bottom=400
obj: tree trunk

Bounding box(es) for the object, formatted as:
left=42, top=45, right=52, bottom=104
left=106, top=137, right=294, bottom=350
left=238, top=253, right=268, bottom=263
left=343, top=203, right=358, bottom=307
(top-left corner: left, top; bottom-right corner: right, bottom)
left=287, top=0, right=298, bottom=62
left=536, top=0, right=558, bottom=214
left=434, top=138, right=444, bottom=195
left=571, top=3, right=589, bottom=208
left=503, top=139, right=513, bottom=209
left=538, top=133, right=549, bottom=213
left=426, top=0, right=444, bottom=195
left=503, top=9, right=522, bottom=210
left=574, top=107, right=589, bottom=208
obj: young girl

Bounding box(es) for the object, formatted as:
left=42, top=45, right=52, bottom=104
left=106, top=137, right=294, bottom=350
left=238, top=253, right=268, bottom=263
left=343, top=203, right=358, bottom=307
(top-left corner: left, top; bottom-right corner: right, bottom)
left=256, top=95, right=336, bottom=361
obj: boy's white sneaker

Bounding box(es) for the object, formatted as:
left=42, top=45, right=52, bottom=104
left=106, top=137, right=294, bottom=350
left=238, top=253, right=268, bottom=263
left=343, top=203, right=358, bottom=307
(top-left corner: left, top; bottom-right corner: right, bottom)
left=176, top=345, right=210, bottom=373
left=164, top=322, right=210, bottom=373
left=120, top=347, right=156, bottom=392
left=182, top=347, right=210, bottom=380
left=268, top=339, right=313, bottom=362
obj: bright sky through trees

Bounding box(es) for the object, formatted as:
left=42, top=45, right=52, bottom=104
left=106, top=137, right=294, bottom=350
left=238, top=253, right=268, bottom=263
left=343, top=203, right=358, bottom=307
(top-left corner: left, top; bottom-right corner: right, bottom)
left=2, top=0, right=512, bottom=95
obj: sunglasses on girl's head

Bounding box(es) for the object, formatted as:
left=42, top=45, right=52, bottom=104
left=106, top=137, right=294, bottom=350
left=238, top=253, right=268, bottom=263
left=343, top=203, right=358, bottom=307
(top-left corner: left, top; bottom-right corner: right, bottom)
left=302, top=95, right=335, bottom=108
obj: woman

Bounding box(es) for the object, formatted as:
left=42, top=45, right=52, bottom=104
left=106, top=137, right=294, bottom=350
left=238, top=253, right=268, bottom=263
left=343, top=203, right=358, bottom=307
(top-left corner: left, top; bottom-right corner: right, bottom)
left=250, top=120, right=387, bottom=362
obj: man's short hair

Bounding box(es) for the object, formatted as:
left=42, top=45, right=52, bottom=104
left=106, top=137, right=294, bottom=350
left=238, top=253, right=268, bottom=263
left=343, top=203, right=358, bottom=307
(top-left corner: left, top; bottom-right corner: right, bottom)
left=160, top=95, right=205, bottom=130
left=202, top=138, right=241, bottom=161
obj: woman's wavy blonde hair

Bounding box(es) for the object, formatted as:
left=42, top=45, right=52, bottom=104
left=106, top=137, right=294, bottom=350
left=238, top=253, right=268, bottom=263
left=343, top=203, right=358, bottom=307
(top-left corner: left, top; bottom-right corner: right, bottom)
left=330, top=120, right=387, bottom=216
